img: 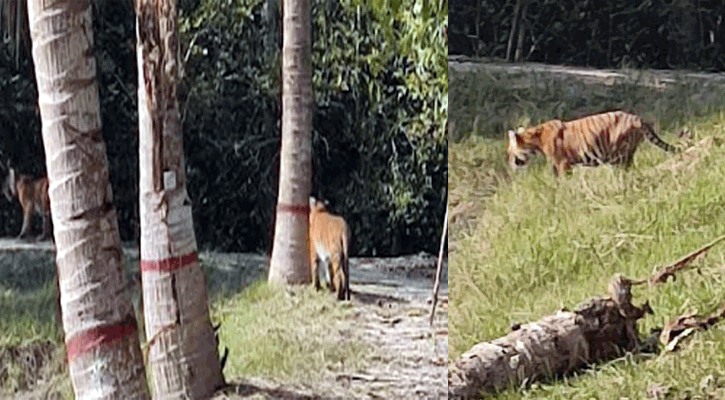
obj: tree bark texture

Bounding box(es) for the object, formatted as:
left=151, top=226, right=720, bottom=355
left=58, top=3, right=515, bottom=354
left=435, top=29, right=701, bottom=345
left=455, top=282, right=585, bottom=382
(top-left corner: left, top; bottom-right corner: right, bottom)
left=506, top=0, right=522, bottom=62
left=429, top=199, right=449, bottom=326
left=268, top=0, right=313, bottom=285
left=136, top=0, right=224, bottom=398
left=448, top=290, right=650, bottom=399
left=514, top=0, right=528, bottom=62
left=27, top=0, right=150, bottom=398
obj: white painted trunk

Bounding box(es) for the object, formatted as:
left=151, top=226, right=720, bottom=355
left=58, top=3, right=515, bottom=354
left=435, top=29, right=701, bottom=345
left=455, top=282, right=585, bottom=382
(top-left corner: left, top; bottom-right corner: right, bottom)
left=268, top=0, right=313, bottom=285
left=135, top=0, right=224, bottom=397
left=27, top=0, right=150, bottom=398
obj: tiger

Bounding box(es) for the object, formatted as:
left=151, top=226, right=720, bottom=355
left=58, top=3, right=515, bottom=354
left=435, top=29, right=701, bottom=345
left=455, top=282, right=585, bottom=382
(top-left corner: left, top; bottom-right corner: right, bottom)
left=2, top=167, right=52, bottom=241
left=507, top=110, right=679, bottom=177
left=309, top=196, right=351, bottom=301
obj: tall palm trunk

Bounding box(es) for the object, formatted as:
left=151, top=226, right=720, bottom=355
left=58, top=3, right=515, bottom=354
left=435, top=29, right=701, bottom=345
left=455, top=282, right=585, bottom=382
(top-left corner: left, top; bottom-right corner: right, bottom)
left=135, top=0, right=225, bottom=397
left=27, top=0, right=150, bottom=398
left=268, top=0, right=313, bottom=285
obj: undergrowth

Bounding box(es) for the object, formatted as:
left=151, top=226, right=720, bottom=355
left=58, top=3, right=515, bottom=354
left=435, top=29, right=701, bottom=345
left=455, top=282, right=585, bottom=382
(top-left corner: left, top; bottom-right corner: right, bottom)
left=0, top=251, right=364, bottom=398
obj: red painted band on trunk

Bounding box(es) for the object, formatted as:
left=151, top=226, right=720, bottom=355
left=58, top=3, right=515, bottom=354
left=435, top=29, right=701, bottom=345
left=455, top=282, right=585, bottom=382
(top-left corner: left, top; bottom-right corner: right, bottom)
left=140, top=251, right=198, bottom=273
left=276, top=203, right=310, bottom=215
left=65, top=315, right=138, bottom=363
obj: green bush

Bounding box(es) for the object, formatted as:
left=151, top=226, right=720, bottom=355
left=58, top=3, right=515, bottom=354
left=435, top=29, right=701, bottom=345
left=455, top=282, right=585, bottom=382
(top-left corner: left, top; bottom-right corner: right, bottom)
left=0, top=0, right=446, bottom=256
left=451, top=0, right=725, bottom=71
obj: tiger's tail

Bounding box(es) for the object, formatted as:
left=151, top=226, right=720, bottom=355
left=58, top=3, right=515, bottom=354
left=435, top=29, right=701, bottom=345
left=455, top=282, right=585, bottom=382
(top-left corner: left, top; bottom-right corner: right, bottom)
left=643, top=123, right=680, bottom=153
left=340, top=225, right=351, bottom=301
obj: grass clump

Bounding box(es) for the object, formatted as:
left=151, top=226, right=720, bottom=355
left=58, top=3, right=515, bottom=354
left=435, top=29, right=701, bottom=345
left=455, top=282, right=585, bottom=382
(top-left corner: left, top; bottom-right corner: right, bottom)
left=0, top=252, right=61, bottom=347
left=450, top=65, right=725, bottom=399
left=214, top=281, right=367, bottom=382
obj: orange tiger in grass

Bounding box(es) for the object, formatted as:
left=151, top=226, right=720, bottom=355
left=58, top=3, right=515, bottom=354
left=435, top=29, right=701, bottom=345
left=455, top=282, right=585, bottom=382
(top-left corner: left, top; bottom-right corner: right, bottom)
left=309, top=196, right=351, bottom=301
left=2, top=167, right=52, bottom=241
left=507, top=110, right=679, bottom=177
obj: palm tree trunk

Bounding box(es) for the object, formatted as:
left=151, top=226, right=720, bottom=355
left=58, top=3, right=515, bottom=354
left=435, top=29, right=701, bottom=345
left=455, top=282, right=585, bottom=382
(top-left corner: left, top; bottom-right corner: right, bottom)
left=27, top=0, right=150, bottom=398
left=268, top=0, right=313, bottom=285
left=135, top=0, right=225, bottom=397
left=506, top=0, right=522, bottom=62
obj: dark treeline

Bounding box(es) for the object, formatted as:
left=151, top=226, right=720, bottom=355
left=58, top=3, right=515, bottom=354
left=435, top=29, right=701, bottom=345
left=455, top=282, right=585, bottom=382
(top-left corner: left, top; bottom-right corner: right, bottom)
left=0, top=0, right=447, bottom=256
left=450, top=0, right=725, bottom=71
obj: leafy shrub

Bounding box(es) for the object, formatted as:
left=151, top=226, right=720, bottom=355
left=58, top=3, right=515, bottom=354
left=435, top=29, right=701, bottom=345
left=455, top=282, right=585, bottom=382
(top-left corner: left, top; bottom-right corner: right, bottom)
left=0, top=0, right=447, bottom=256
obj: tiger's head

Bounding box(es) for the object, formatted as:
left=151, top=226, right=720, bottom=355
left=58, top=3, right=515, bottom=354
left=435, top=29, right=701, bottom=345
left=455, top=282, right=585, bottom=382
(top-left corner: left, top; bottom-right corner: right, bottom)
left=309, top=196, right=330, bottom=213
left=507, top=126, right=540, bottom=171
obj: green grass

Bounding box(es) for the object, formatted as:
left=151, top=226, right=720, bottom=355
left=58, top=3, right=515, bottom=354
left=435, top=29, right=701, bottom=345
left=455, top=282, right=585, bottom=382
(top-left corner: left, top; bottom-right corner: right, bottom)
left=0, top=250, right=365, bottom=397
left=450, top=66, right=725, bottom=399
left=0, top=252, right=62, bottom=347
left=214, top=281, right=367, bottom=381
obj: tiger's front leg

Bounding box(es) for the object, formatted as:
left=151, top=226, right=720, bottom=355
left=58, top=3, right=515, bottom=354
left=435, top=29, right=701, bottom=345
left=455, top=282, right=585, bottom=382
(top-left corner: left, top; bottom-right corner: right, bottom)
left=553, top=159, right=571, bottom=177
left=18, top=204, right=33, bottom=240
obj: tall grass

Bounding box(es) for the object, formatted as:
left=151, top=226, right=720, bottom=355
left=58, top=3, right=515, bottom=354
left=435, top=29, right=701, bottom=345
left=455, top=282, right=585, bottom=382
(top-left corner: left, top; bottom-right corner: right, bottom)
left=450, top=66, right=725, bottom=399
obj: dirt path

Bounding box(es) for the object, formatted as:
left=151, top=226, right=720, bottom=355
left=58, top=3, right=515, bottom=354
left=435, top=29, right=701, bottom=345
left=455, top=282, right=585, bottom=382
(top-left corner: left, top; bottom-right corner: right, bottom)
left=449, top=55, right=725, bottom=88
left=212, top=253, right=448, bottom=400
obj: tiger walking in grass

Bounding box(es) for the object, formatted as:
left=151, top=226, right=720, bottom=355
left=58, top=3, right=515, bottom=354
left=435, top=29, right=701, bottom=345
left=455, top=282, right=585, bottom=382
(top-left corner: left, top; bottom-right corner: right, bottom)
left=507, top=110, right=679, bottom=177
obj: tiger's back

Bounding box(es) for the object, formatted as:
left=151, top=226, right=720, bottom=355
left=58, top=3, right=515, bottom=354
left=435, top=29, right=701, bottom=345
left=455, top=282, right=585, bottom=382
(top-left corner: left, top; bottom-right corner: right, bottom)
left=309, top=197, right=351, bottom=301
left=17, top=174, right=50, bottom=214
left=507, top=110, right=678, bottom=176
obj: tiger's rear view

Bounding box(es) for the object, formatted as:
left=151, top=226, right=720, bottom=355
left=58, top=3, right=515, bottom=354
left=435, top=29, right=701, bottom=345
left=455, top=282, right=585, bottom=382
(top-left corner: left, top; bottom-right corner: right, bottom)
left=507, top=110, right=679, bottom=177
left=309, top=196, right=351, bottom=301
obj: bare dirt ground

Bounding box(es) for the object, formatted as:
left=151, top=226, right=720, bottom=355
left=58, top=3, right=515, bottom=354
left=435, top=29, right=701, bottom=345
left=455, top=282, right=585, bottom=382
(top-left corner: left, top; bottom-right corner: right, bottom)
left=2, top=239, right=447, bottom=400
left=449, top=55, right=725, bottom=88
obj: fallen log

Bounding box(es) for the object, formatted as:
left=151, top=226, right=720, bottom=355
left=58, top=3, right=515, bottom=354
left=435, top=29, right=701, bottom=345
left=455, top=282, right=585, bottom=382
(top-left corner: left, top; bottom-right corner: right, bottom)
left=449, top=234, right=725, bottom=399
left=448, top=275, right=652, bottom=399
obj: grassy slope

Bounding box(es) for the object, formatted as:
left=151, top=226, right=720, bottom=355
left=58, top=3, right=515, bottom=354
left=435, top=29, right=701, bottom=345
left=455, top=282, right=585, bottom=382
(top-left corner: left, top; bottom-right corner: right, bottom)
left=450, top=67, right=725, bottom=399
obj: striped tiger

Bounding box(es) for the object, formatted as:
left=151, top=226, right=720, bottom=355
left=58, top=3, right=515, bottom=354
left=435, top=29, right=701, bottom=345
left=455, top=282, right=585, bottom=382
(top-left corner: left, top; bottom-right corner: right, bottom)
left=507, top=110, right=679, bottom=177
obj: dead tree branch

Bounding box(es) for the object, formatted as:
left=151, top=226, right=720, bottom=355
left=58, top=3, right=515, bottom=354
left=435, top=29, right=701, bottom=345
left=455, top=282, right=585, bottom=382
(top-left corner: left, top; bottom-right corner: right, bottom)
left=448, top=275, right=652, bottom=399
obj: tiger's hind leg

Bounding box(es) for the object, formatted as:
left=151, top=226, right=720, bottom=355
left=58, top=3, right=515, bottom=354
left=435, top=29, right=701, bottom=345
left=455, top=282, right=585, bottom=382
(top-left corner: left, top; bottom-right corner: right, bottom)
left=330, top=252, right=346, bottom=299
left=310, top=251, right=321, bottom=291
left=315, top=253, right=333, bottom=292
left=36, top=210, right=52, bottom=242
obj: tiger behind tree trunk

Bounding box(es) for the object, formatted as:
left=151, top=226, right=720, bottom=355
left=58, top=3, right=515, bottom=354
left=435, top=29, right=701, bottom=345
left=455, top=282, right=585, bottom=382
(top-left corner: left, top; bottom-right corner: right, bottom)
left=309, top=196, right=351, bottom=301
left=2, top=167, right=52, bottom=241
left=507, top=110, right=679, bottom=177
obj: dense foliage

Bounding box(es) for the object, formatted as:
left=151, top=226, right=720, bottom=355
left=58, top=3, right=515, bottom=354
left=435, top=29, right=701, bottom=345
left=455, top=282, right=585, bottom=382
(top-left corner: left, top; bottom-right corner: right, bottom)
left=0, top=0, right=446, bottom=256
left=450, top=0, right=725, bottom=71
